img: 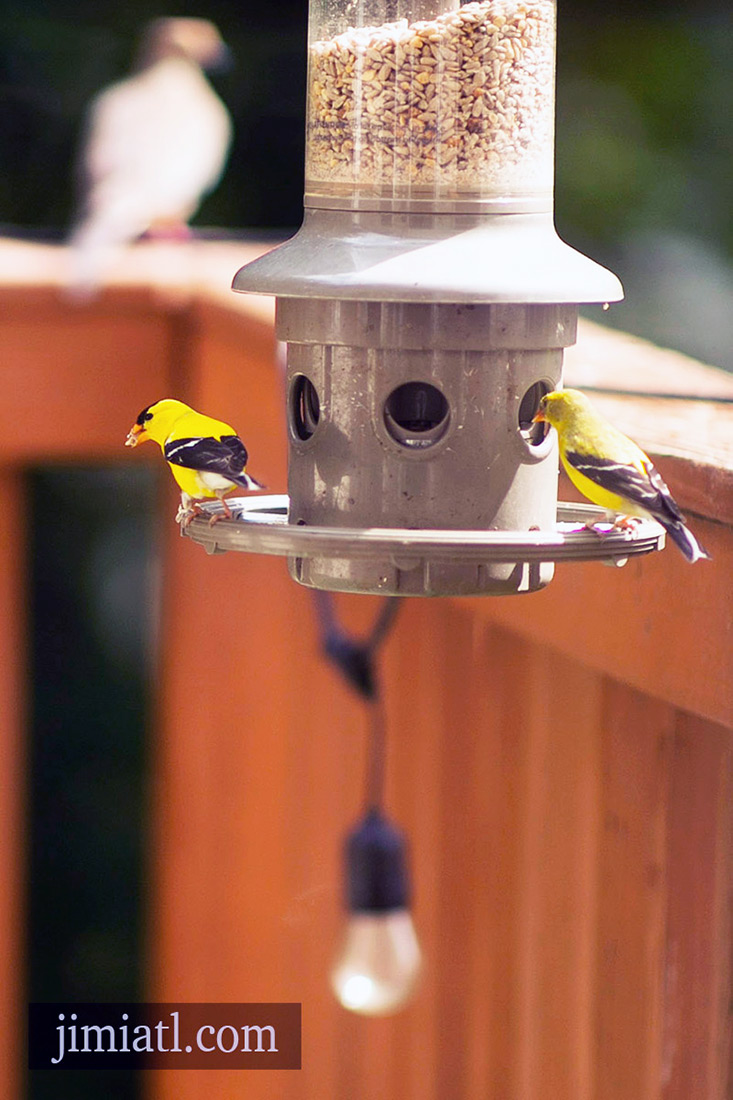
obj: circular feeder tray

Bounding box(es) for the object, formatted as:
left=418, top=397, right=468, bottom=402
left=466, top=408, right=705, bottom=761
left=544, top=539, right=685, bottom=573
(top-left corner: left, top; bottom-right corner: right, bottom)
left=181, top=495, right=665, bottom=566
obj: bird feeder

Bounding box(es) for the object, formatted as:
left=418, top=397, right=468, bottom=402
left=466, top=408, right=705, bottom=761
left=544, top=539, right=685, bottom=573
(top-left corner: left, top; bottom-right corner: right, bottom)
left=185, top=0, right=664, bottom=594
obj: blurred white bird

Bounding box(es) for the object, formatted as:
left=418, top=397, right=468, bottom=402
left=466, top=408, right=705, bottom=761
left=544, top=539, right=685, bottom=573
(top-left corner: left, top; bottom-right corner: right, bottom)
left=67, top=17, right=233, bottom=295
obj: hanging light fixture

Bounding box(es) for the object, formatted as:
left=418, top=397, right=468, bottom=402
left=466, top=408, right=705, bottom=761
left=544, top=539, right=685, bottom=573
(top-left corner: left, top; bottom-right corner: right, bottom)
left=331, top=805, right=421, bottom=1016
left=184, top=0, right=664, bottom=590
left=313, top=594, right=421, bottom=1015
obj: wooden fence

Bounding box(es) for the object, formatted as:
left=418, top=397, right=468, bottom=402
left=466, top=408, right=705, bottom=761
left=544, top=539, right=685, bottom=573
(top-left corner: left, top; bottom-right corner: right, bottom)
left=1, top=240, right=731, bottom=1099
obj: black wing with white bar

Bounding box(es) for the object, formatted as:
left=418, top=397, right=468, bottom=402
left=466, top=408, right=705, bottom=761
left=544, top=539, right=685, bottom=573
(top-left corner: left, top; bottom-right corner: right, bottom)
left=565, top=451, right=685, bottom=522
left=164, top=434, right=249, bottom=478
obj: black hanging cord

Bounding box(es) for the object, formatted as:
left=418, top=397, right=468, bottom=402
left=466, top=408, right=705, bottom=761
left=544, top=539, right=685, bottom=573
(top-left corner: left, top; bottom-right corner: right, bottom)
left=311, top=590, right=401, bottom=702
left=311, top=591, right=401, bottom=810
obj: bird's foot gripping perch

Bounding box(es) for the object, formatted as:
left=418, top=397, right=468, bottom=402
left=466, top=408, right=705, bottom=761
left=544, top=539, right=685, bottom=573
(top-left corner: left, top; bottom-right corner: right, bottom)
left=176, top=494, right=234, bottom=528
left=209, top=494, right=234, bottom=525
left=583, top=514, right=643, bottom=539
left=176, top=501, right=205, bottom=528
left=613, top=514, right=643, bottom=535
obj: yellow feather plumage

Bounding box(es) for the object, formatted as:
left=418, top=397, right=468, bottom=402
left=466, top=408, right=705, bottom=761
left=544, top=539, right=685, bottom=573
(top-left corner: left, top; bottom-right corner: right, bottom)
left=125, top=397, right=262, bottom=524
left=536, top=389, right=710, bottom=562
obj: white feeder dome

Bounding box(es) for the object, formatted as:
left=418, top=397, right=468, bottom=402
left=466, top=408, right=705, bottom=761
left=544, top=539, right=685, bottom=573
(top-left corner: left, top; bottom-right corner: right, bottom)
left=184, top=0, right=664, bottom=594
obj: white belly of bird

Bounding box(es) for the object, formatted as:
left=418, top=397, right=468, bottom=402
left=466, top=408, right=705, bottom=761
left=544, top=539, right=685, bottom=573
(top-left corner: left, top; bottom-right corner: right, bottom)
left=199, top=471, right=235, bottom=492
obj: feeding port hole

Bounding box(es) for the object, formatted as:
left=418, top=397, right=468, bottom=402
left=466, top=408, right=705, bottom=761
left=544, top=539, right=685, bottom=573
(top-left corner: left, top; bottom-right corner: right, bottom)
left=383, top=382, right=450, bottom=449
left=291, top=375, right=321, bottom=441
left=518, top=381, right=550, bottom=447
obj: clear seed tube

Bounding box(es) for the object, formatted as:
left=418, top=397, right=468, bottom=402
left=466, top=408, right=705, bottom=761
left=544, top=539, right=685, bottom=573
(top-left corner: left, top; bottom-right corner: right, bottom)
left=305, top=0, right=556, bottom=212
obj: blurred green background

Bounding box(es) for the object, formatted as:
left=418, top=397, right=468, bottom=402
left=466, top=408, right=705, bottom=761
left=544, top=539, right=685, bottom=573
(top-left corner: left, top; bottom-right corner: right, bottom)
left=7, top=2, right=729, bottom=1097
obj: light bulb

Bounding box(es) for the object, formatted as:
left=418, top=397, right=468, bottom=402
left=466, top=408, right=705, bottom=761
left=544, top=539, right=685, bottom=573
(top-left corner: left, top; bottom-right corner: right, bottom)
left=330, top=909, right=422, bottom=1016
left=331, top=808, right=422, bottom=1016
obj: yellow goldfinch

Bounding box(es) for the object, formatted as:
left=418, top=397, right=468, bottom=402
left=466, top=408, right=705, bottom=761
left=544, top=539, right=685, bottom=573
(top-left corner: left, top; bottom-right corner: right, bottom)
left=534, top=389, right=710, bottom=563
left=125, top=398, right=263, bottom=524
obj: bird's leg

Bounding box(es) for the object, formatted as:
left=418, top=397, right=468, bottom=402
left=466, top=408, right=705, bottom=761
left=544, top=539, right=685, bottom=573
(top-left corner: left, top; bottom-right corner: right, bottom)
left=582, top=518, right=613, bottom=538
left=176, top=498, right=205, bottom=528
left=613, top=514, right=643, bottom=535
left=581, top=510, right=619, bottom=538
left=582, top=515, right=641, bottom=540
left=209, top=492, right=234, bottom=526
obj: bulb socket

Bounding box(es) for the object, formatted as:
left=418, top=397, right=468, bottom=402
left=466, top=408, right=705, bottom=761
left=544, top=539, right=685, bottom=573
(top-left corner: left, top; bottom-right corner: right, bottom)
left=346, top=809, right=410, bottom=913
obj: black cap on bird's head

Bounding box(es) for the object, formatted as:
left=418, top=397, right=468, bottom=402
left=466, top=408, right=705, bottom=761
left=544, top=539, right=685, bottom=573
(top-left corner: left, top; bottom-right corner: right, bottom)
left=124, top=398, right=194, bottom=447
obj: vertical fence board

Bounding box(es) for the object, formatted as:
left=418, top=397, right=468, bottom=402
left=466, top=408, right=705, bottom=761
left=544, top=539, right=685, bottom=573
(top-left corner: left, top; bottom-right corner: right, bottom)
left=514, top=643, right=603, bottom=1100
left=662, top=714, right=732, bottom=1100
left=595, top=684, right=676, bottom=1100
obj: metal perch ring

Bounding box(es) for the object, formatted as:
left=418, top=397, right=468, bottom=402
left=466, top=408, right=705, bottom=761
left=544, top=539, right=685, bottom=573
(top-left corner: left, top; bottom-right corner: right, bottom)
left=181, top=495, right=665, bottom=566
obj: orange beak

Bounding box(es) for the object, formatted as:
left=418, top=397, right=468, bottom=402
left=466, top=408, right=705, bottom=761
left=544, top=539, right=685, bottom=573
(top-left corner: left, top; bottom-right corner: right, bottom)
left=532, top=409, right=546, bottom=424
left=125, top=424, right=148, bottom=447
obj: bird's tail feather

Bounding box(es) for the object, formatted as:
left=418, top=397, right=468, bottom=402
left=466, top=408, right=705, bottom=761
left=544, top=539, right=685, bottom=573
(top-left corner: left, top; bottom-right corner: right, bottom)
left=234, top=471, right=265, bottom=491
left=663, top=519, right=711, bottom=563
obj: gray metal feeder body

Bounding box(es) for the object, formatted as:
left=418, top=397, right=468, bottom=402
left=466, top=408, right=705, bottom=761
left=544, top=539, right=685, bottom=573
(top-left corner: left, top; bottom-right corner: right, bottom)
left=232, top=0, right=623, bottom=596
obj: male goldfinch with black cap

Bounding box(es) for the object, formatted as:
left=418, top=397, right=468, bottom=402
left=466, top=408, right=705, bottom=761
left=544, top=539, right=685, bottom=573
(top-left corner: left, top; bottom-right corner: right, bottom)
left=125, top=398, right=263, bottom=525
